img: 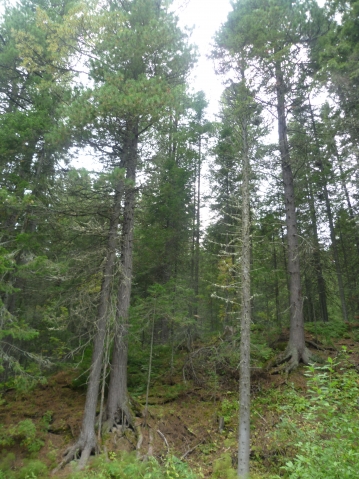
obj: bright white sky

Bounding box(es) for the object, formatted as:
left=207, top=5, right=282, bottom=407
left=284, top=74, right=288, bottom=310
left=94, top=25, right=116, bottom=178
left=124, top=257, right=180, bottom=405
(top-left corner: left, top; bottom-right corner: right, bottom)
left=173, top=0, right=233, bottom=119
left=171, top=1, right=233, bottom=225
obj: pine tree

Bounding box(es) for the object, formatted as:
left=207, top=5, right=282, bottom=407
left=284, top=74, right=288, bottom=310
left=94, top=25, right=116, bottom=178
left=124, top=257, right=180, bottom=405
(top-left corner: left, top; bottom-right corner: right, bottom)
left=37, top=0, right=196, bottom=468
left=213, top=0, right=327, bottom=369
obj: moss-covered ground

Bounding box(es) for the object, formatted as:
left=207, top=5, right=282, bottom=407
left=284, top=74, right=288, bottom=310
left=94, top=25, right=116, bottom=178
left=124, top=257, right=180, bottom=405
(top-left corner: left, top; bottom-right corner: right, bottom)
left=1, top=324, right=359, bottom=479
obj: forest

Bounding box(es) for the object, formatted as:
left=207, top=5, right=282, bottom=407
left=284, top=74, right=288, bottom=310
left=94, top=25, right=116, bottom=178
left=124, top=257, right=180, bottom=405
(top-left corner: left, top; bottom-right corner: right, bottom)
left=1, top=0, right=359, bottom=478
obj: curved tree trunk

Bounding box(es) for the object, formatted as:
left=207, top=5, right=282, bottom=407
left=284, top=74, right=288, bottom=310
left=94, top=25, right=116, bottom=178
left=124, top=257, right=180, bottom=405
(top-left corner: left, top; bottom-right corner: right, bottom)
left=275, top=61, right=312, bottom=370
left=104, top=126, right=138, bottom=431
left=54, top=178, right=124, bottom=471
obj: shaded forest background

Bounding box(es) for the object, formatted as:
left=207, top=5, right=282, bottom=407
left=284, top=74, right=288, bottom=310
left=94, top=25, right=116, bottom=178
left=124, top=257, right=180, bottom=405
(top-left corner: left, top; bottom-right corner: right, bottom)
left=1, top=0, right=359, bottom=477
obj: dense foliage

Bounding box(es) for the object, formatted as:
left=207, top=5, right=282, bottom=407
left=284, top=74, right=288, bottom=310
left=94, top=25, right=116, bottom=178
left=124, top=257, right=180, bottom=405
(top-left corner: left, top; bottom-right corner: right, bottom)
left=1, top=0, right=359, bottom=477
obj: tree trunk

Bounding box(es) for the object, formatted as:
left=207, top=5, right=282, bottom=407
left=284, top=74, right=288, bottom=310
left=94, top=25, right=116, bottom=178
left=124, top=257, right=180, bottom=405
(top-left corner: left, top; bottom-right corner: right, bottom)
left=55, top=177, right=124, bottom=471
left=275, top=61, right=311, bottom=369
left=237, top=101, right=251, bottom=479
left=307, top=175, right=329, bottom=322
left=309, top=99, right=348, bottom=322
left=272, top=236, right=281, bottom=326
left=304, top=272, right=314, bottom=323
left=105, top=126, right=138, bottom=431
left=280, top=222, right=291, bottom=311
left=194, top=135, right=201, bottom=318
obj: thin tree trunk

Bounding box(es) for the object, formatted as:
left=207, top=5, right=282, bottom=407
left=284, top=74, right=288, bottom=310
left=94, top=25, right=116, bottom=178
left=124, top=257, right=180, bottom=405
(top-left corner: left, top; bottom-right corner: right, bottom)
left=5, top=140, right=42, bottom=314
left=337, top=155, right=359, bottom=252
left=272, top=237, right=281, bottom=326
left=304, top=272, right=314, bottom=323
left=336, top=152, right=359, bottom=315
left=275, top=61, right=311, bottom=369
left=309, top=99, right=348, bottom=322
left=280, top=223, right=290, bottom=311
left=98, top=327, right=111, bottom=441
left=144, top=299, right=155, bottom=426
left=190, top=162, right=196, bottom=315
left=194, top=135, right=201, bottom=318
left=238, top=74, right=251, bottom=479
left=307, top=175, right=329, bottom=322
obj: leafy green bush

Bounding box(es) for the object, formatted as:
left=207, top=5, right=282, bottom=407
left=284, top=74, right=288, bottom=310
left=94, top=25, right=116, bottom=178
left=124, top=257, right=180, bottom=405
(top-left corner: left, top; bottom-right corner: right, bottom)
left=40, top=411, right=53, bottom=432
left=212, top=453, right=237, bottom=479
left=277, top=351, right=359, bottom=478
left=0, top=424, right=14, bottom=449
left=0, top=419, right=44, bottom=455
left=221, top=398, right=238, bottom=425
left=0, top=456, right=48, bottom=479
left=9, top=419, right=44, bottom=454
left=16, top=460, right=48, bottom=479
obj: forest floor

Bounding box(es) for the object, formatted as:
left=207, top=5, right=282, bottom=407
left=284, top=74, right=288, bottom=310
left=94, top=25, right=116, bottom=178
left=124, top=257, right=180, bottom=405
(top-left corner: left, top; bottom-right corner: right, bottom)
left=1, top=326, right=359, bottom=478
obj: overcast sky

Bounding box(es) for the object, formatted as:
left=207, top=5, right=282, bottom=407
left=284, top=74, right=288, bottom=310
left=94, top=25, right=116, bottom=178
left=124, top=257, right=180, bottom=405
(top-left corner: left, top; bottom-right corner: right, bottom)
left=173, top=0, right=233, bottom=119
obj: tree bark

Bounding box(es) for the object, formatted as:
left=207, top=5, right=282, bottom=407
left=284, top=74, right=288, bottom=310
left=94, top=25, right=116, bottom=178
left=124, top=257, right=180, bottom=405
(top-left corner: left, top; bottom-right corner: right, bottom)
left=54, top=176, right=124, bottom=471
left=237, top=99, right=251, bottom=479
left=105, top=125, right=138, bottom=431
left=275, top=61, right=311, bottom=369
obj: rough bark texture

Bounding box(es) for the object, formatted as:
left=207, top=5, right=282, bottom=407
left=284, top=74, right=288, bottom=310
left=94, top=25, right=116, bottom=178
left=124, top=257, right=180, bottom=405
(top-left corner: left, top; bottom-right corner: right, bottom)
left=275, top=61, right=312, bottom=371
left=238, top=110, right=251, bottom=479
left=105, top=126, right=138, bottom=431
left=54, top=179, right=124, bottom=471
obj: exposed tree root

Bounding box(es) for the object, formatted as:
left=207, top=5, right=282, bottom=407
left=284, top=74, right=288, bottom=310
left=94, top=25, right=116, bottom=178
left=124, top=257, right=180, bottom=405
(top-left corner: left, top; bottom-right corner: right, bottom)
left=102, top=395, right=143, bottom=434
left=305, top=339, right=337, bottom=351
left=52, top=433, right=100, bottom=474
left=157, top=429, right=169, bottom=452
left=102, top=405, right=134, bottom=434
left=147, top=430, right=154, bottom=457
left=268, top=345, right=320, bottom=374
left=136, top=425, right=143, bottom=459
left=180, top=439, right=205, bottom=460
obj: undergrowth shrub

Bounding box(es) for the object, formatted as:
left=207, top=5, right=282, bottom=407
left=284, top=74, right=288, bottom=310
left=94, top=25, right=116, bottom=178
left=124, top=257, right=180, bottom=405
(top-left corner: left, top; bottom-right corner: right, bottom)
left=274, top=349, right=359, bottom=478
left=10, top=419, right=44, bottom=453
left=0, top=457, right=48, bottom=479
left=211, top=453, right=237, bottom=479
left=220, top=398, right=238, bottom=425
left=183, top=332, right=272, bottom=390
left=305, top=320, right=348, bottom=342
left=0, top=453, right=16, bottom=479
left=69, top=451, right=199, bottom=479
left=16, top=460, right=48, bottom=479
left=0, top=415, right=49, bottom=455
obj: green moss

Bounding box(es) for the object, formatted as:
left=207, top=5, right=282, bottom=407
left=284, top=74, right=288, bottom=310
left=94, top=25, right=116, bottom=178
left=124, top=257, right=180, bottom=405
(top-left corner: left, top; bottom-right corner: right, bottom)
left=212, top=453, right=237, bottom=479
